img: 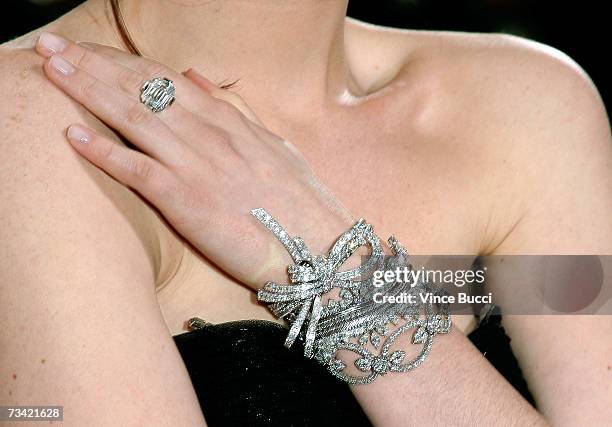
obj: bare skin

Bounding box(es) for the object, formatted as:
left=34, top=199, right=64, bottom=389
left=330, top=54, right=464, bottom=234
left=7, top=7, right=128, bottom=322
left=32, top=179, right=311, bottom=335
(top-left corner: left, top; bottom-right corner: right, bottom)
left=1, top=0, right=610, bottom=426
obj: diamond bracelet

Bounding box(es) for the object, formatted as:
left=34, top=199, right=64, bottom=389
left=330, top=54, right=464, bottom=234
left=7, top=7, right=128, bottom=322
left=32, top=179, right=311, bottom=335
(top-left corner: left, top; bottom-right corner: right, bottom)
left=251, top=208, right=451, bottom=385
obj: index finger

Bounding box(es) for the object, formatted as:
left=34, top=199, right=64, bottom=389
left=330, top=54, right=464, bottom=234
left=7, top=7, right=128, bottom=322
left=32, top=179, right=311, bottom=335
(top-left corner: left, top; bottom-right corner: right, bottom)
left=78, top=41, right=265, bottom=127
left=75, top=41, right=219, bottom=114
left=36, top=34, right=216, bottom=116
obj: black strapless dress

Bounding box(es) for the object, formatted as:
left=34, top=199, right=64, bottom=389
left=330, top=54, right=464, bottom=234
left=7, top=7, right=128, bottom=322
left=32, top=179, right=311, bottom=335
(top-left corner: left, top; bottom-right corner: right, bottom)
left=172, top=309, right=534, bottom=426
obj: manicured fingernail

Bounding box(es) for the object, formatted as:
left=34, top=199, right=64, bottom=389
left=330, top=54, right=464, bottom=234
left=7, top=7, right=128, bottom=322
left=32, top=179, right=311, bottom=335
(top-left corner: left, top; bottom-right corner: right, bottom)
left=67, top=125, right=92, bottom=144
left=184, top=68, right=217, bottom=92
left=49, top=55, right=75, bottom=75
left=38, top=32, right=68, bottom=54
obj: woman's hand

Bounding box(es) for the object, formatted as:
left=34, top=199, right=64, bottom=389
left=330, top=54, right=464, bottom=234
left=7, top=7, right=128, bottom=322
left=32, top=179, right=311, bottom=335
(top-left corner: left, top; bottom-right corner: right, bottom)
left=34, top=32, right=357, bottom=288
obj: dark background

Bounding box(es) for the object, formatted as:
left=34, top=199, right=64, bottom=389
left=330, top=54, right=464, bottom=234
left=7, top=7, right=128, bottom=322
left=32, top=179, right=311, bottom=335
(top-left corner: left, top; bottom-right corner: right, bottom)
left=1, top=0, right=609, bottom=115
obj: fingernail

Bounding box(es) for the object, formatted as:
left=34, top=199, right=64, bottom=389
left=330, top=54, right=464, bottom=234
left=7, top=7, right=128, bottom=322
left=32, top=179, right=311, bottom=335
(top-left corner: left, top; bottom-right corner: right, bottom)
left=184, top=68, right=217, bottom=92
left=38, top=32, right=68, bottom=54
left=49, top=55, right=75, bottom=75
left=67, top=125, right=92, bottom=144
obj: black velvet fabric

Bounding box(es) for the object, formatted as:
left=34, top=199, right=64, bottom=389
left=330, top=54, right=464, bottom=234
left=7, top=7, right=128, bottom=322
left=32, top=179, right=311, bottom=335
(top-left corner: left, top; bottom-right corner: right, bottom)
left=173, top=315, right=534, bottom=426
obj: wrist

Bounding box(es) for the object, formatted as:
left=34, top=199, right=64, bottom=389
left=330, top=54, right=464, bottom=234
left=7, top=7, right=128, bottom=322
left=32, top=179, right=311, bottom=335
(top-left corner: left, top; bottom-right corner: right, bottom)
left=252, top=204, right=369, bottom=287
left=253, top=207, right=452, bottom=385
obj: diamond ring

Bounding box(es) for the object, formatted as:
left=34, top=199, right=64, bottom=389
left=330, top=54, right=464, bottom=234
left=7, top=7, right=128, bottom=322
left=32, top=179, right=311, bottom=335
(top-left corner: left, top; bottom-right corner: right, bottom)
left=140, top=77, right=175, bottom=113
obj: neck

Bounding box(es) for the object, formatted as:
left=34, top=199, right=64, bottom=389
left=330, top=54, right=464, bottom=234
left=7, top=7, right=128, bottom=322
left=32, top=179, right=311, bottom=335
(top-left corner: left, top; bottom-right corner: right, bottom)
left=110, top=0, right=355, bottom=110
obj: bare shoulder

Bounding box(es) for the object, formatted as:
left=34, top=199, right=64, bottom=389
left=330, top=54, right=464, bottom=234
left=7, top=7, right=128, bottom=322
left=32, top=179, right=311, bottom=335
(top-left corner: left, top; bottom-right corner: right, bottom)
left=0, top=45, right=205, bottom=424
left=347, top=19, right=611, bottom=253
left=0, top=40, right=192, bottom=283
left=0, top=43, right=76, bottom=156
left=347, top=17, right=607, bottom=133
left=402, top=29, right=612, bottom=254
left=0, top=44, right=161, bottom=261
